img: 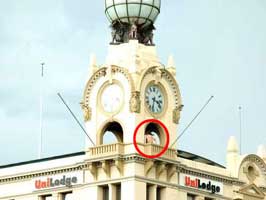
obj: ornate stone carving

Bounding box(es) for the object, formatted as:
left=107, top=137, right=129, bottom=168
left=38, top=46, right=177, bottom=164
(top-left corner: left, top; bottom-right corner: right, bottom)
left=88, top=163, right=97, bottom=179
left=173, top=105, right=184, bottom=124
left=139, top=24, right=155, bottom=46
left=156, top=162, right=166, bottom=179
left=238, top=183, right=265, bottom=199
left=239, top=155, right=266, bottom=177
left=101, top=161, right=110, bottom=177
left=243, top=163, right=259, bottom=183
left=110, top=21, right=155, bottom=45
left=83, top=65, right=135, bottom=110
left=137, top=66, right=182, bottom=109
left=167, top=165, right=176, bottom=182
left=111, top=21, right=130, bottom=44
left=83, top=67, right=107, bottom=106
left=145, top=160, right=154, bottom=176
left=130, top=91, right=141, bottom=113
left=115, top=159, right=123, bottom=175
left=80, top=102, right=92, bottom=122
left=129, top=23, right=138, bottom=40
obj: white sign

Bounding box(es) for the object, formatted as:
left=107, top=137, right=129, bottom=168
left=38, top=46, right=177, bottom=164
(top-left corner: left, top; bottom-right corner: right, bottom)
left=33, top=172, right=83, bottom=190
left=179, top=174, right=223, bottom=194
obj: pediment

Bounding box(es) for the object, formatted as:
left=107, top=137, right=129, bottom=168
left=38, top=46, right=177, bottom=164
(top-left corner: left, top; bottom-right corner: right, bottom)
left=238, top=183, right=265, bottom=199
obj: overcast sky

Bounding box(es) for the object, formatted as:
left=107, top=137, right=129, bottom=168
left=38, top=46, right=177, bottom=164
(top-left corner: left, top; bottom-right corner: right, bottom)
left=0, top=0, right=266, bottom=166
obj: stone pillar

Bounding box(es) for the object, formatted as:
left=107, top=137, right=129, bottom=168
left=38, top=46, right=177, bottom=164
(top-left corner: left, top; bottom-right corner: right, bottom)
left=176, top=189, right=187, bottom=200
left=147, top=185, right=157, bottom=200
left=109, top=184, right=117, bottom=200
left=195, top=196, right=204, bottom=200
left=121, top=180, right=146, bottom=200
left=164, top=187, right=179, bottom=200
left=51, top=193, right=60, bottom=200
left=97, top=186, right=103, bottom=200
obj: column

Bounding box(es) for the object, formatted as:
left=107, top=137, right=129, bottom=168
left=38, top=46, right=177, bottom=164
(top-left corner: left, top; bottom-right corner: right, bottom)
left=121, top=180, right=146, bottom=200
left=51, top=193, right=60, bottom=200
left=163, top=187, right=178, bottom=200
left=109, top=184, right=117, bottom=200
left=195, top=196, right=204, bottom=200
left=147, top=185, right=157, bottom=200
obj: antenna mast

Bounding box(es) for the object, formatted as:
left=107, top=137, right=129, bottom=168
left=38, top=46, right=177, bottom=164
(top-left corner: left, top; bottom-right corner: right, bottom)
left=39, top=62, right=45, bottom=159
left=57, top=93, right=95, bottom=146
left=170, top=95, right=214, bottom=148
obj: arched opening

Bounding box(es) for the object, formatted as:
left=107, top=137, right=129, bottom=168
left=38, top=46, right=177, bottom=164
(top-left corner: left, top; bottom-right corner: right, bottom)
left=101, top=122, right=123, bottom=145
left=144, top=123, right=165, bottom=145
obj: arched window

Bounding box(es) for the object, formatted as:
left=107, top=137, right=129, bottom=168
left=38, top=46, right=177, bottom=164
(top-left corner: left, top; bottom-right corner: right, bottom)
left=101, top=122, right=123, bottom=145
left=144, top=123, right=164, bottom=145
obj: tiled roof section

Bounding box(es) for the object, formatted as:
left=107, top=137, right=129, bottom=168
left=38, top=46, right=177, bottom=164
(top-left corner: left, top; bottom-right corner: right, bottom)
left=178, top=149, right=225, bottom=168
left=0, top=152, right=85, bottom=169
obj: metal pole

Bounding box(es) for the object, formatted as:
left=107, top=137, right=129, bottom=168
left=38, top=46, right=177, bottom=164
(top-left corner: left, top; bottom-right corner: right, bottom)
left=170, top=95, right=214, bottom=148
left=57, top=93, right=95, bottom=146
left=38, top=63, right=45, bottom=159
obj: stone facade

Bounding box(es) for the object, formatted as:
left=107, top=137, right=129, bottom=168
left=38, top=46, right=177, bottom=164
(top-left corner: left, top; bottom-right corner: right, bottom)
left=1, top=38, right=265, bottom=200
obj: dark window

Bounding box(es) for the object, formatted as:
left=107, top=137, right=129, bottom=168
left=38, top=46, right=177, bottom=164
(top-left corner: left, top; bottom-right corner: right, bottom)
left=39, top=195, right=52, bottom=200
left=187, top=194, right=195, bottom=200
left=146, top=185, right=150, bottom=200
left=156, top=187, right=161, bottom=200
left=61, top=192, right=73, bottom=200
left=103, top=185, right=109, bottom=200
left=116, top=184, right=121, bottom=200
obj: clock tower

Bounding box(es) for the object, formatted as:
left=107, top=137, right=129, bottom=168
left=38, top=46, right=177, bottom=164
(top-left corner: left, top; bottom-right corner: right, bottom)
left=80, top=1, right=183, bottom=199
left=81, top=0, right=182, bottom=151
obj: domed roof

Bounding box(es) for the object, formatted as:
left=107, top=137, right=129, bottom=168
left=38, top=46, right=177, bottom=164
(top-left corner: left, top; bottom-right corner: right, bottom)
left=105, top=0, right=161, bottom=27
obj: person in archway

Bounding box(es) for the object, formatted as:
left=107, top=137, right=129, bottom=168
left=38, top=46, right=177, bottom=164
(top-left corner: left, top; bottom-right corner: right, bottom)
left=145, top=131, right=156, bottom=144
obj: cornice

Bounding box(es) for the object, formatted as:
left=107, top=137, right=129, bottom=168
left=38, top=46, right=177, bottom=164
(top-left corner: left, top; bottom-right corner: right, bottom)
left=0, top=165, right=83, bottom=185
left=178, top=164, right=244, bottom=186
left=0, top=153, right=246, bottom=187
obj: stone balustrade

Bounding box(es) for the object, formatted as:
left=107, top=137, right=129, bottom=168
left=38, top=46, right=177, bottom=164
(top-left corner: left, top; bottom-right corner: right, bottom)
left=88, top=143, right=177, bottom=160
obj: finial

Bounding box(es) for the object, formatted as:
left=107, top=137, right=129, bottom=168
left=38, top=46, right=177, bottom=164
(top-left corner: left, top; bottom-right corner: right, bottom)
left=89, top=53, right=97, bottom=75
left=257, top=145, right=266, bottom=160
left=227, top=136, right=239, bottom=153
left=167, top=55, right=176, bottom=76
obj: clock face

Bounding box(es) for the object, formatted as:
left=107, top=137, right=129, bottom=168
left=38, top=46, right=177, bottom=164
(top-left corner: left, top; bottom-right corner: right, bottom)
left=101, top=84, right=123, bottom=113
left=145, top=85, right=164, bottom=114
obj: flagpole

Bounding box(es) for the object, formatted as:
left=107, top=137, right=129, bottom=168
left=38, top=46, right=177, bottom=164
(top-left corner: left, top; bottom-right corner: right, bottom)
left=39, top=63, right=45, bottom=159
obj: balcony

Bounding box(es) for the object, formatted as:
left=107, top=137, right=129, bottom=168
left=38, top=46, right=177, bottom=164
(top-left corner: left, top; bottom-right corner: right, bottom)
left=88, top=143, right=177, bottom=160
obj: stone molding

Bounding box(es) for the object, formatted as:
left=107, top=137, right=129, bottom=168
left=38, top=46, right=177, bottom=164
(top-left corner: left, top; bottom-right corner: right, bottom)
left=239, top=154, right=266, bottom=177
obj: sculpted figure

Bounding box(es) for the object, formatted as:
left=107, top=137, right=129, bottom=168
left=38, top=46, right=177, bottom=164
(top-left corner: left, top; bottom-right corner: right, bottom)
left=173, top=106, right=182, bottom=124
left=81, top=103, right=91, bottom=122
left=129, top=23, right=138, bottom=39
left=130, top=92, right=141, bottom=113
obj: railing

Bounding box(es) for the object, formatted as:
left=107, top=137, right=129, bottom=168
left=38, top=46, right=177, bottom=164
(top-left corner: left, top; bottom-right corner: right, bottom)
left=89, top=143, right=124, bottom=158
left=145, top=144, right=177, bottom=159
left=88, top=143, right=177, bottom=160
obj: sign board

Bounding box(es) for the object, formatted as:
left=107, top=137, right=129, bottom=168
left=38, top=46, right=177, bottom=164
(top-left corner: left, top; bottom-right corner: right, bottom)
left=179, top=174, right=223, bottom=194
left=33, top=172, right=83, bottom=190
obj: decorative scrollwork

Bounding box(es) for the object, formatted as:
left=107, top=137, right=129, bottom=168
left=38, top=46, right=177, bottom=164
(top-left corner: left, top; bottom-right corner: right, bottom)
left=239, top=154, right=266, bottom=178
left=173, top=105, right=184, bottom=124
left=138, top=66, right=182, bottom=110
left=82, top=65, right=135, bottom=121
left=130, top=91, right=141, bottom=113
